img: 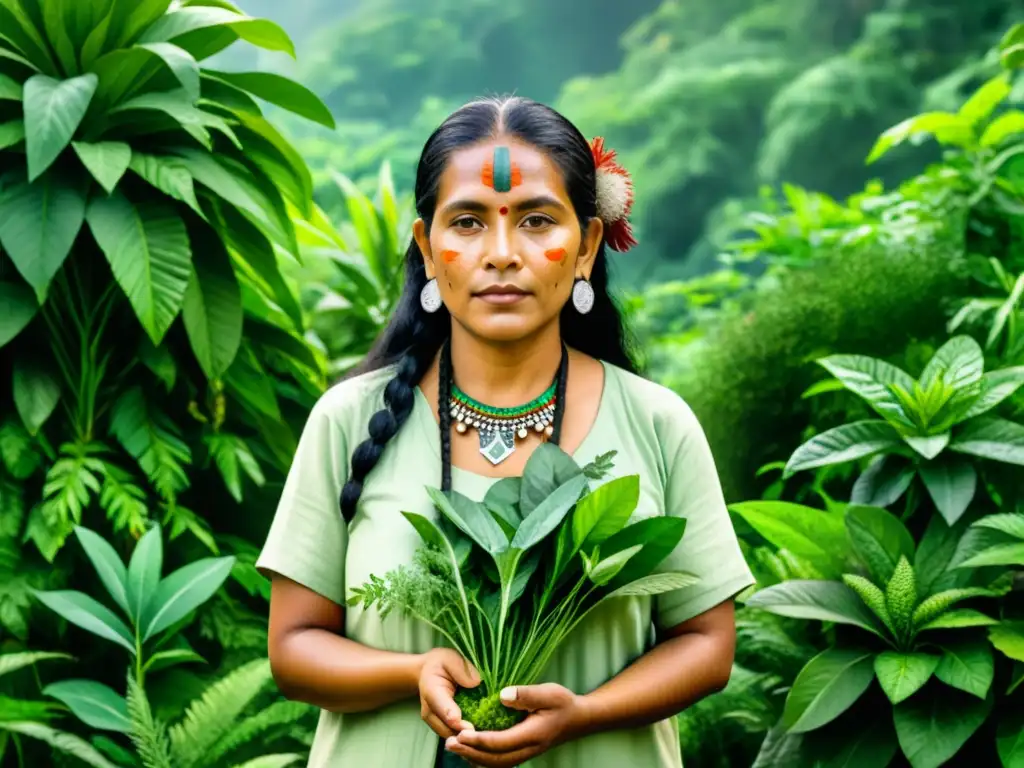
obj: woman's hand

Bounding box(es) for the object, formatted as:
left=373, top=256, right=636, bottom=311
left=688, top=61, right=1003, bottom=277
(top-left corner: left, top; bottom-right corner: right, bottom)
left=418, top=648, right=481, bottom=740
left=444, top=683, right=588, bottom=767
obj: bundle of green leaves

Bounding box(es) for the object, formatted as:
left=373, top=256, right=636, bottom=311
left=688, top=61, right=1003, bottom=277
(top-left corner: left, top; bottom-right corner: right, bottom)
left=347, top=445, right=699, bottom=730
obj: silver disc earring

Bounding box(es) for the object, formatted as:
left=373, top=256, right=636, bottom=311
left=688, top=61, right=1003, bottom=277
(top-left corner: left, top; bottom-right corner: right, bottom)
left=572, top=278, right=594, bottom=314
left=420, top=278, right=442, bottom=313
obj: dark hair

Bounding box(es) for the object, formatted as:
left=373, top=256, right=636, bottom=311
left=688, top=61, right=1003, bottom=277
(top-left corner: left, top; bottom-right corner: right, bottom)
left=339, top=95, right=639, bottom=522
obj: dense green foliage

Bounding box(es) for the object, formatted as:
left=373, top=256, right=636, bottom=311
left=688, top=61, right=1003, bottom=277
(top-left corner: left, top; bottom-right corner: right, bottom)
left=1, top=1, right=1023, bottom=766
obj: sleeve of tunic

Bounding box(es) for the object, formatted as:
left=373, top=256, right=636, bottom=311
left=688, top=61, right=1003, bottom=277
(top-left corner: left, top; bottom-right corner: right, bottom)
left=651, top=395, right=756, bottom=631
left=255, top=388, right=352, bottom=606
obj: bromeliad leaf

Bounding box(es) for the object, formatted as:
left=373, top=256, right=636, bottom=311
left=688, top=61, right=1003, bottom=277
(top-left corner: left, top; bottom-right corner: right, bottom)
left=72, top=527, right=129, bottom=617
left=42, top=679, right=131, bottom=734
left=86, top=191, right=192, bottom=346
left=744, top=581, right=887, bottom=638
left=816, top=354, right=917, bottom=428
left=31, top=590, right=135, bottom=654
left=23, top=73, right=98, bottom=182
left=782, top=649, right=875, bottom=732
left=783, top=420, right=903, bottom=478
left=140, top=555, right=235, bottom=641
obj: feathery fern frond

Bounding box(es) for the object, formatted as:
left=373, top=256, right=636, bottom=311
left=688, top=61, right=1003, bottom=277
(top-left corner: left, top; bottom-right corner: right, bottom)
left=109, top=388, right=191, bottom=505
left=126, top=674, right=173, bottom=768
left=0, top=695, right=60, bottom=723
left=1, top=722, right=119, bottom=768
left=168, top=658, right=272, bottom=768
left=206, top=701, right=313, bottom=765
left=99, top=463, right=150, bottom=538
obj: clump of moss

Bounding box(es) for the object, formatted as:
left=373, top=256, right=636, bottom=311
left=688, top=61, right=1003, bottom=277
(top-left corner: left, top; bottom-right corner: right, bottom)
left=455, top=686, right=525, bottom=731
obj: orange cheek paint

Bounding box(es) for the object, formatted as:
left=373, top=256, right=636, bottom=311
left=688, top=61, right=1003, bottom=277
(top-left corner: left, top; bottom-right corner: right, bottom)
left=544, top=248, right=567, bottom=262
left=441, top=249, right=460, bottom=263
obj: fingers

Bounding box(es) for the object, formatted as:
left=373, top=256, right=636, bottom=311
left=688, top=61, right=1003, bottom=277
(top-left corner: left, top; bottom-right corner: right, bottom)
left=498, top=682, right=568, bottom=712
left=444, top=654, right=481, bottom=689
left=454, top=719, right=540, bottom=754
left=445, top=739, right=536, bottom=768
left=423, top=710, right=457, bottom=740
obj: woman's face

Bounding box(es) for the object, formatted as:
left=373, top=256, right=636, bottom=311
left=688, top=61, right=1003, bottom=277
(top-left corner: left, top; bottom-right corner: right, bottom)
left=413, top=137, right=603, bottom=343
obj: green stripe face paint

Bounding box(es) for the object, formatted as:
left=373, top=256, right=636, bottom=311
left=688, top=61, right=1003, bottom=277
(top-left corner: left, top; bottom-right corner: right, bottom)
left=491, top=146, right=513, bottom=192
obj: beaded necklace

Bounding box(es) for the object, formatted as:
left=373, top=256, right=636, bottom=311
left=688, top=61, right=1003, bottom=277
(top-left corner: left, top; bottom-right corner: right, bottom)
left=438, top=340, right=568, bottom=489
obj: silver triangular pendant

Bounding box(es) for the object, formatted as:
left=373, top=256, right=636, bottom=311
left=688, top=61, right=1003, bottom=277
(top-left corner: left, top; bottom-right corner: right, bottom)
left=479, top=429, right=515, bottom=465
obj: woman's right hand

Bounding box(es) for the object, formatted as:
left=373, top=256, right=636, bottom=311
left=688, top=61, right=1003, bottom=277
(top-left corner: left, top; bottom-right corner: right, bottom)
left=418, top=648, right=481, bottom=739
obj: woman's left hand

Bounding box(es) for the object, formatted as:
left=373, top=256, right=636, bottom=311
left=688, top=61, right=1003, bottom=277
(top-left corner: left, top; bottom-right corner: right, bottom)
left=444, top=683, right=589, bottom=767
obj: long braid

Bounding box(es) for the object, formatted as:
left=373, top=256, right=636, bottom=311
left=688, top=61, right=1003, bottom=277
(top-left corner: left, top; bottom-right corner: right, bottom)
left=339, top=312, right=442, bottom=522
left=438, top=340, right=454, bottom=492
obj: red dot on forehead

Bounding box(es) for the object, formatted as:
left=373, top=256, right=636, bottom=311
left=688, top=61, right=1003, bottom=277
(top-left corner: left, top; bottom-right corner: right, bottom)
left=499, top=205, right=509, bottom=216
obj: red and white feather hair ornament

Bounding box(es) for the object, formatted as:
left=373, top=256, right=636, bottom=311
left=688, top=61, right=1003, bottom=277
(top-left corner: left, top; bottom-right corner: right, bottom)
left=590, top=137, right=637, bottom=252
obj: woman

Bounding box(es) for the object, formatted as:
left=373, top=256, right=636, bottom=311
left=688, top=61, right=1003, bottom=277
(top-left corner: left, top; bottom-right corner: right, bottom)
left=257, top=96, right=755, bottom=768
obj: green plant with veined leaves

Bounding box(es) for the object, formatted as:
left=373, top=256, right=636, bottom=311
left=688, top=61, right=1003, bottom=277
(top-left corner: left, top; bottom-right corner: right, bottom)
left=0, top=0, right=333, bottom=581
left=734, top=500, right=1023, bottom=767
left=784, top=335, right=1024, bottom=526
left=347, top=444, right=698, bottom=731
left=949, top=257, right=1024, bottom=362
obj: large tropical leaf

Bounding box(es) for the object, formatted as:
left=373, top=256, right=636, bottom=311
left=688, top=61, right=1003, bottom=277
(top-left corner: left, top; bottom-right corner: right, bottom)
left=30, top=590, right=135, bottom=653
left=72, top=526, right=129, bottom=616
left=920, top=335, right=985, bottom=396
left=918, top=456, right=977, bottom=525
left=42, top=679, right=131, bottom=733
left=730, top=500, right=849, bottom=578
left=140, top=555, right=235, bottom=641
left=86, top=190, right=192, bottom=345
left=181, top=233, right=242, bottom=380
left=0, top=721, right=119, bottom=768
left=949, top=417, right=1024, bottom=465
left=71, top=141, right=131, bottom=195
left=137, top=7, right=296, bottom=59
left=959, top=367, right=1024, bottom=420
left=893, top=687, right=992, bottom=768
left=12, top=358, right=60, bottom=436
left=874, top=652, right=939, bottom=705
left=816, top=354, right=917, bottom=427
left=934, top=637, right=994, bottom=699
left=203, top=70, right=333, bottom=128
left=782, top=649, right=875, bottom=733
left=0, top=170, right=87, bottom=302
left=844, top=505, right=916, bottom=584
left=23, top=73, right=98, bottom=181
left=743, top=581, right=886, bottom=638
left=784, top=421, right=903, bottom=477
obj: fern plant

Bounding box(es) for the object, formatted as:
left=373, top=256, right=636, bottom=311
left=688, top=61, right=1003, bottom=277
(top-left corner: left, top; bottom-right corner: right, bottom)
left=122, top=658, right=312, bottom=768
left=0, top=0, right=332, bottom=578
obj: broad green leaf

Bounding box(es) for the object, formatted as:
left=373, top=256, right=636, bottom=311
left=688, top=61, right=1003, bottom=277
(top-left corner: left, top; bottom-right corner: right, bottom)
left=598, top=516, right=687, bottom=590
left=949, top=417, right=1024, bottom=465
left=0, top=171, right=87, bottom=302
left=743, top=581, right=886, bottom=638
left=918, top=457, right=977, bottom=526
left=512, top=473, right=588, bottom=552
left=915, top=514, right=969, bottom=596
left=782, top=648, right=875, bottom=732
left=30, top=590, right=135, bottom=653
left=23, top=74, right=98, bottom=182
left=998, top=708, right=1024, bottom=768
left=134, top=42, right=200, bottom=101
left=141, top=555, right=234, bottom=641
left=893, top=687, right=992, bottom=768
left=0, top=120, right=25, bottom=150
left=85, top=190, right=192, bottom=345
left=142, top=648, right=205, bottom=673
left=181, top=237, right=242, bottom=379
left=0, top=2, right=53, bottom=74
left=108, top=88, right=211, bottom=128
left=814, top=716, right=900, bottom=768
left=958, top=542, right=1024, bottom=567
left=730, top=500, right=849, bottom=578
left=972, top=513, right=1024, bottom=539
left=42, top=680, right=130, bottom=733
left=71, top=142, right=131, bottom=195
left=850, top=454, right=915, bottom=508
left=79, top=0, right=115, bottom=69
left=230, top=111, right=313, bottom=215
left=0, top=74, right=20, bottom=100
left=959, top=74, right=1012, bottom=126
left=935, top=637, right=993, bottom=698
left=519, top=443, right=584, bottom=516
left=0, top=652, right=72, bottom=679
left=919, top=609, right=998, bottom=631
left=0, top=282, right=37, bottom=349
left=40, top=0, right=77, bottom=80
left=482, top=477, right=522, bottom=526
left=0, top=721, right=119, bottom=768
left=816, top=354, right=916, bottom=427
left=128, top=151, right=202, bottom=215
left=427, top=487, right=507, bottom=556
left=603, top=571, right=699, bottom=598
left=12, top=358, right=60, bottom=435
left=589, top=545, right=642, bottom=586
left=126, top=524, right=162, bottom=624
left=902, top=432, right=950, bottom=460
left=989, top=622, right=1024, bottom=663
left=874, top=652, right=939, bottom=704
left=844, top=504, right=916, bottom=584
left=783, top=420, right=902, bottom=477
left=867, top=112, right=974, bottom=164
left=72, top=527, right=128, bottom=616
left=920, top=336, right=984, bottom=396
left=572, top=474, right=638, bottom=551
left=204, top=70, right=333, bottom=128
left=137, top=7, right=295, bottom=58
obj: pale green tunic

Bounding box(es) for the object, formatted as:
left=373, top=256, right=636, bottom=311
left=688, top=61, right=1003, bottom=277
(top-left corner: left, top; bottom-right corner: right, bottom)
left=256, top=361, right=755, bottom=768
